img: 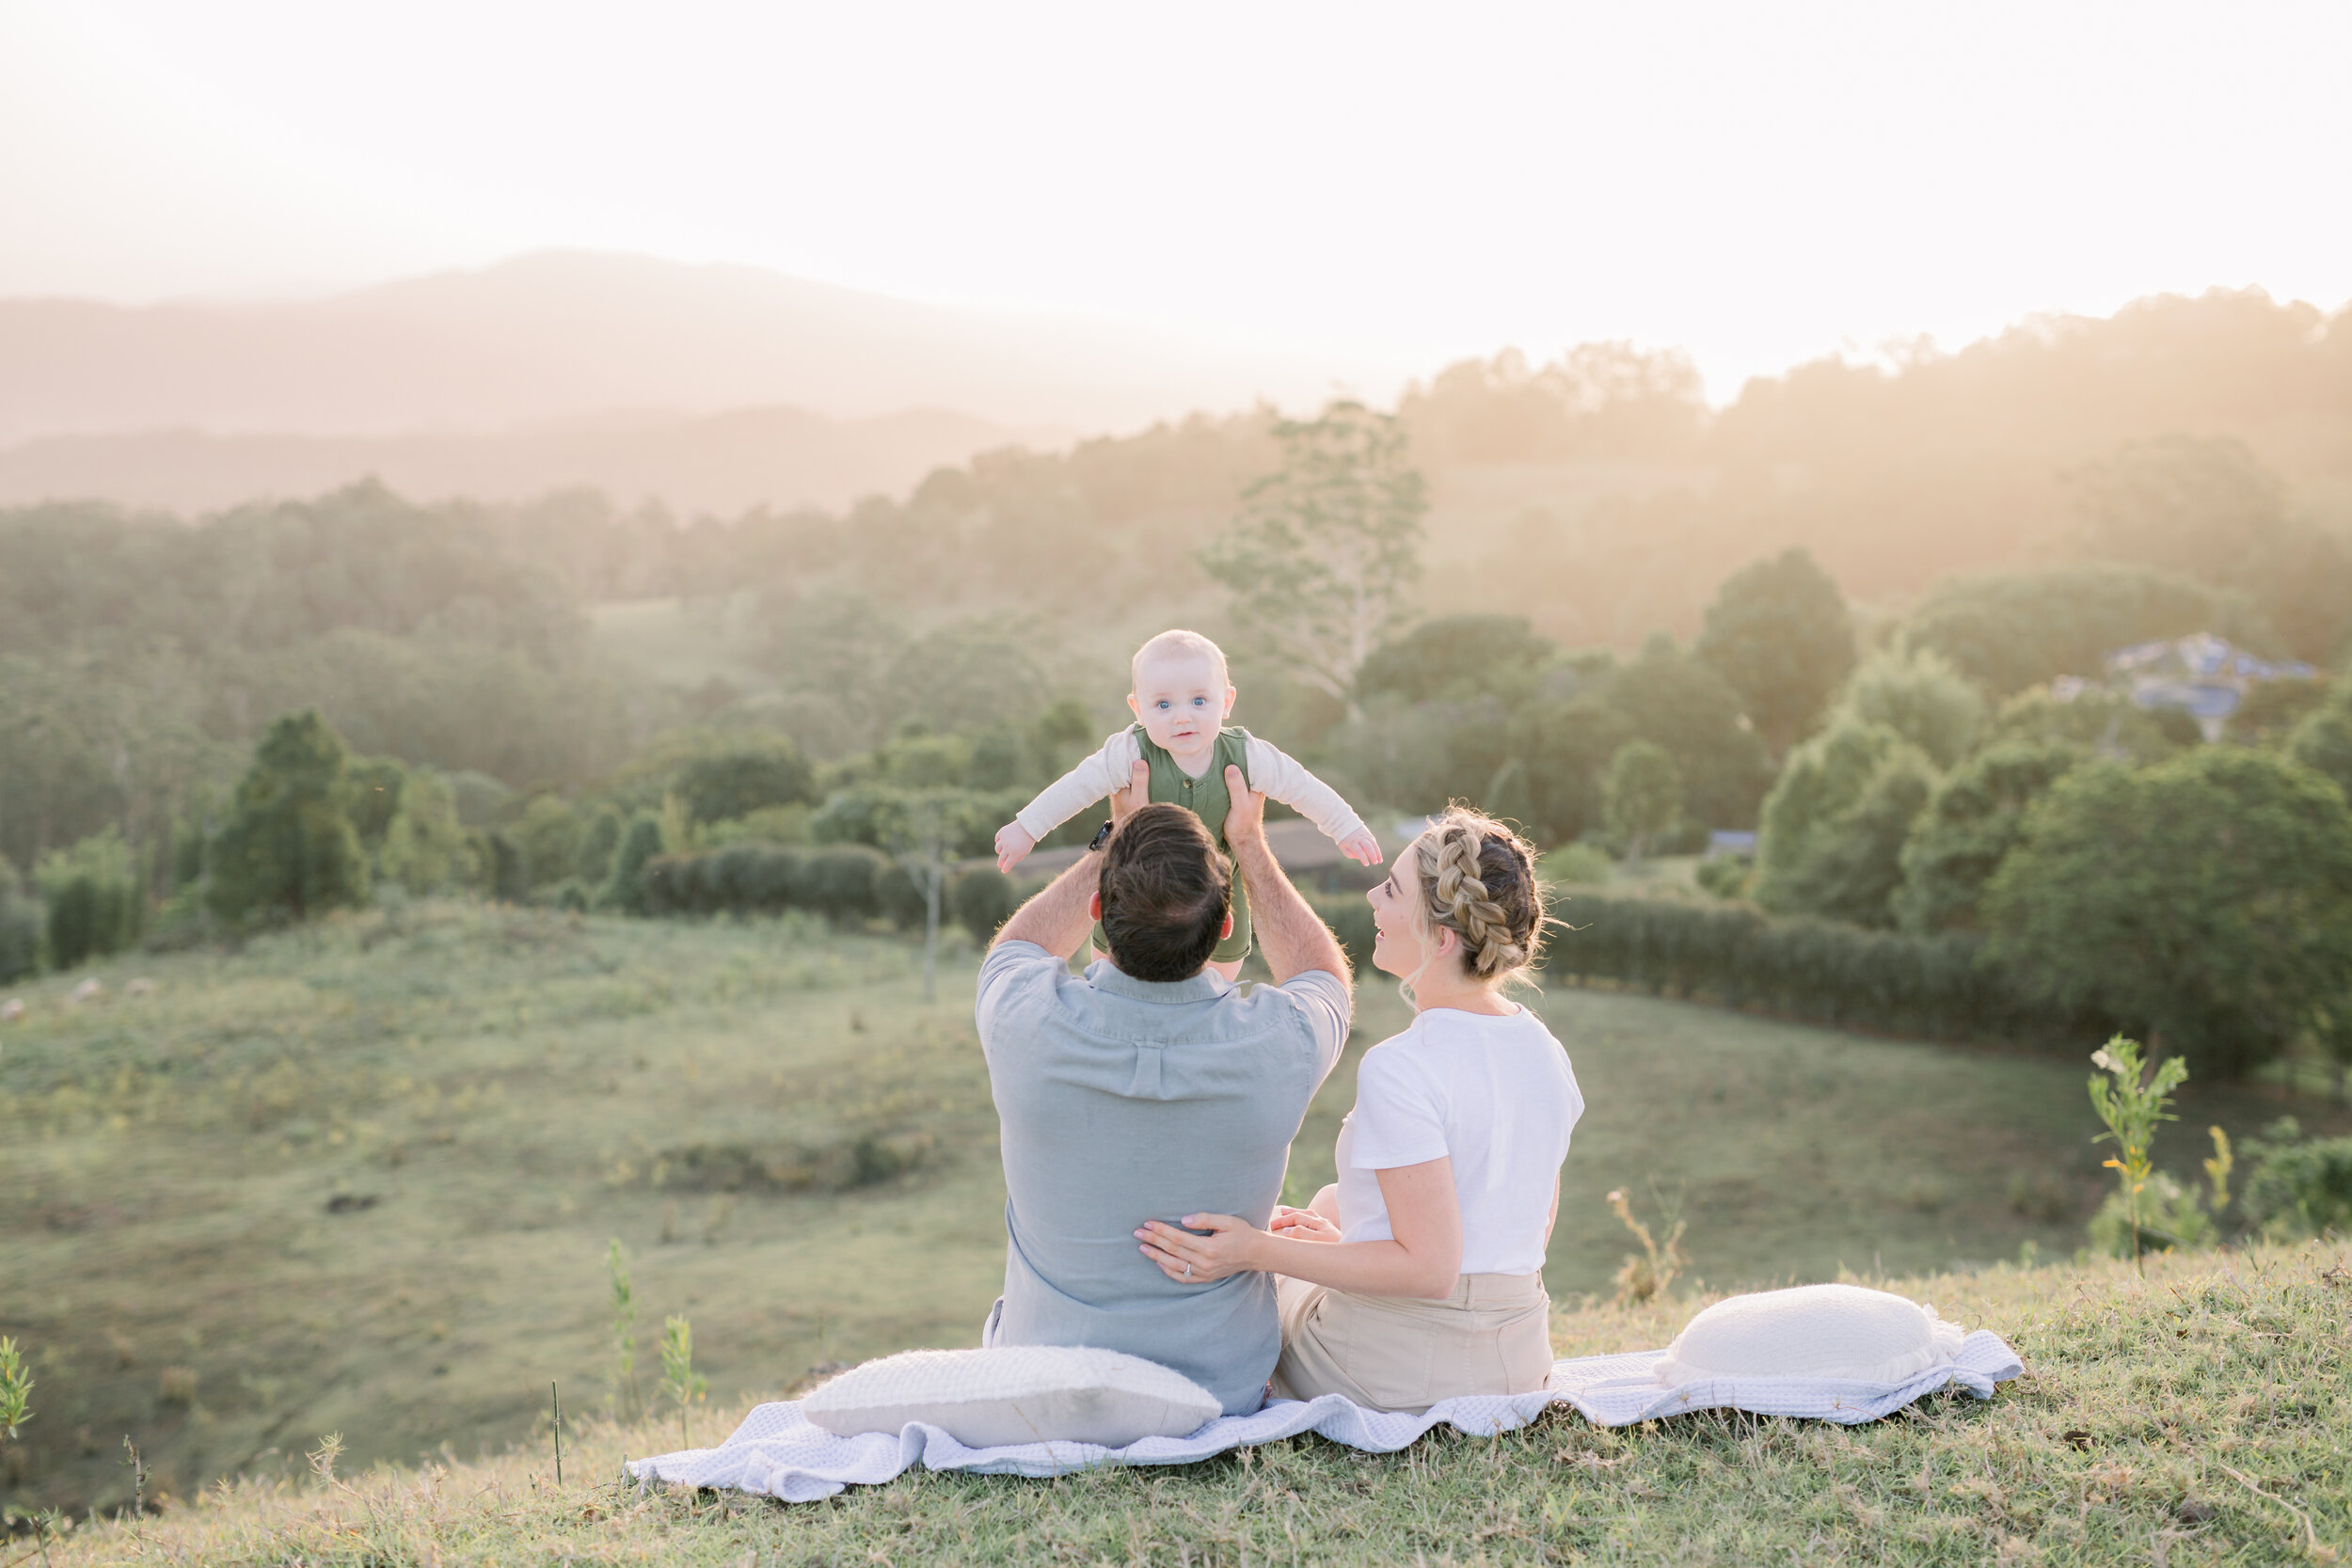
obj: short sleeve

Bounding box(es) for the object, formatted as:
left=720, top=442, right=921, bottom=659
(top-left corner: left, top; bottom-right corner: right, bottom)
left=975, top=940, right=1057, bottom=1053
left=1347, top=1046, right=1448, bottom=1170
left=1276, top=968, right=1351, bottom=1078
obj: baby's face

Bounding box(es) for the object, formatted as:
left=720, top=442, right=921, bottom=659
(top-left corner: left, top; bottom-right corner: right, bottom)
left=1128, top=652, right=1235, bottom=756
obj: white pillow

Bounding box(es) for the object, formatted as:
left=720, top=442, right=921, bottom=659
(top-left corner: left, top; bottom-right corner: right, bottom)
left=803, top=1347, right=1222, bottom=1449
left=1656, top=1284, right=1966, bottom=1386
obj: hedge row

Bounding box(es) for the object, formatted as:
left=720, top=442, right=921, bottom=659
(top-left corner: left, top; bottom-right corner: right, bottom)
left=638, top=842, right=1025, bottom=939
left=1543, top=890, right=2110, bottom=1046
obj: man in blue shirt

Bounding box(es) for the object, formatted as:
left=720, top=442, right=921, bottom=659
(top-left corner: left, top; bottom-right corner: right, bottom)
left=975, top=763, right=1352, bottom=1414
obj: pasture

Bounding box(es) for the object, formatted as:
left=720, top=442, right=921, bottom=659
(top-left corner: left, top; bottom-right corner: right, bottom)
left=1, top=903, right=2340, bottom=1520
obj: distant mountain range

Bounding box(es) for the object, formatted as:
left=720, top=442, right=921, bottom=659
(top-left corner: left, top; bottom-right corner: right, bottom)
left=0, top=250, right=1346, bottom=513
left=0, top=404, right=1062, bottom=515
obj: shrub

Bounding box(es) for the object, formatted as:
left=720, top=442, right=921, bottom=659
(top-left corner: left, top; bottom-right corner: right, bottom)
left=1547, top=843, right=1615, bottom=888
left=600, top=814, right=665, bottom=915
left=950, top=868, right=1018, bottom=940
left=2239, top=1118, right=2352, bottom=1239
left=0, top=879, right=39, bottom=984
left=802, top=846, right=886, bottom=923
left=2088, top=1173, right=2215, bottom=1258
left=208, top=711, right=370, bottom=925
left=1544, top=890, right=2096, bottom=1044
left=36, top=829, right=144, bottom=969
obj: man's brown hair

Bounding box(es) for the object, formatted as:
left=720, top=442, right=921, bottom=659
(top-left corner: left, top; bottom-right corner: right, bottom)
left=1099, top=804, right=1231, bottom=982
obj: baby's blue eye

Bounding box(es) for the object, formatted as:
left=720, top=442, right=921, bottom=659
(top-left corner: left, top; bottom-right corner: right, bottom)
left=1192, top=696, right=1209, bottom=707
left=1154, top=700, right=1171, bottom=710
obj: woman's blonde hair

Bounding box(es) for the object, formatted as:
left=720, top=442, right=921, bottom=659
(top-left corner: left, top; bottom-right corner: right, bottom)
left=1395, top=806, right=1549, bottom=1003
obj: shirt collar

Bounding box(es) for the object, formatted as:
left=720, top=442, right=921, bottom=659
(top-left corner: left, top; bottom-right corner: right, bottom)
left=1082, top=958, right=1233, bottom=1006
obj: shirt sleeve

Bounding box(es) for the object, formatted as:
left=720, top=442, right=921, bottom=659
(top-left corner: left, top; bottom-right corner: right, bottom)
left=1276, top=967, right=1352, bottom=1079
left=1013, top=730, right=1141, bottom=840
left=974, top=939, right=1056, bottom=1054
left=1242, top=736, right=1368, bottom=843
left=1347, top=1045, right=1449, bottom=1170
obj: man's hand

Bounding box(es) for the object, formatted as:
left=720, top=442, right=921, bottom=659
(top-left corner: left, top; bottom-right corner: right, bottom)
left=1222, top=765, right=1266, bottom=848
left=1108, top=760, right=1150, bottom=826
left=1336, top=827, right=1384, bottom=866
left=994, top=822, right=1037, bottom=873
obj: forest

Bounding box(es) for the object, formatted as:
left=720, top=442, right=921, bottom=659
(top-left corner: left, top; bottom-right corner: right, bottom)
left=5, top=284, right=2351, bottom=1085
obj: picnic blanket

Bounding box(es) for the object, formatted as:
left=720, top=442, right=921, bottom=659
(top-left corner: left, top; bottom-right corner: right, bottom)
left=626, top=1329, right=2022, bottom=1502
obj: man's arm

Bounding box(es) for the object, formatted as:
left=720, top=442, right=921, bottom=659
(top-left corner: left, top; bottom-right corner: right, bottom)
left=1222, top=764, right=1349, bottom=986
left=993, top=760, right=1152, bottom=960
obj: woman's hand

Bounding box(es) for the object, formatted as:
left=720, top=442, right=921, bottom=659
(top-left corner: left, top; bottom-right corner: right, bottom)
left=1270, top=1205, right=1343, bottom=1243
left=1135, top=1212, right=1262, bottom=1284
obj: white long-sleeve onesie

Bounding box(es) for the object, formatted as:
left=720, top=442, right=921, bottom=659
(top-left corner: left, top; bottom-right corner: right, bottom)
left=1012, top=728, right=1367, bottom=847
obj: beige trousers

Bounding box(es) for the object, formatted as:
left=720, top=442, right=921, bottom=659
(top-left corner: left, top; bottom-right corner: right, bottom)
left=1270, top=1270, right=1554, bottom=1415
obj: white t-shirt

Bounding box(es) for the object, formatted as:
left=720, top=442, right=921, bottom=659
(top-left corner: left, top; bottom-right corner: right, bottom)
left=1334, top=1005, right=1583, bottom=1277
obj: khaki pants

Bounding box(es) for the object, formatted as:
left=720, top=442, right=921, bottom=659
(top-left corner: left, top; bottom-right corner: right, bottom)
left=1271, top=1271, right=1553, bottom=1415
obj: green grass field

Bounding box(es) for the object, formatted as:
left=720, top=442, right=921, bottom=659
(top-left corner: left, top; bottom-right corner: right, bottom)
left=2, top=903, right=2343, bottom=1531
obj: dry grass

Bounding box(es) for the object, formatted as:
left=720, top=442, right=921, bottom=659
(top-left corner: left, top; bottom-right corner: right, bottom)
left=23, top=1242, right=2349, bottom=1565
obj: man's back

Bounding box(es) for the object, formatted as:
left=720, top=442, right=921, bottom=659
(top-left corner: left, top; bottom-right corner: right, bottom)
left=977, top=942, right=1348, bottom=1414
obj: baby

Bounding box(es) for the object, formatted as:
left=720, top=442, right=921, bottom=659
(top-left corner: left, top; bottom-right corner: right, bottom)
left=995, top=628, right=1382, bottom=980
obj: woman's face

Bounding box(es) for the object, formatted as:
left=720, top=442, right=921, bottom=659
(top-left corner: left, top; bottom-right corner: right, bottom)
left=1364, top=844, right=1434, bottom=980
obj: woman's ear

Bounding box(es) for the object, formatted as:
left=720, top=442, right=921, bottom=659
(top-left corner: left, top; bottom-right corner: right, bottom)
left=1089, top=891, right=1103, bottom=921
left=1219, top=911, right=1234, bottom=940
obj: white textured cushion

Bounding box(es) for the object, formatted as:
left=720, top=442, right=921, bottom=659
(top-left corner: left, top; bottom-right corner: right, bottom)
left=803, top=1347, right=1222, bottom=1449
left=1656, top=1284, right=1966, bottom=1386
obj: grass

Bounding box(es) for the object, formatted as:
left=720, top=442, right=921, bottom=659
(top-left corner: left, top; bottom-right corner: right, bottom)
left=21, top=1242, right=2352, bottom=1565
left=2, top=901, right=2344, bottom=1535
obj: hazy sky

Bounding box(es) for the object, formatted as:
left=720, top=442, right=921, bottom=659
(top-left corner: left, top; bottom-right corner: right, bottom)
left=5, top=0, right=2348, bottom=401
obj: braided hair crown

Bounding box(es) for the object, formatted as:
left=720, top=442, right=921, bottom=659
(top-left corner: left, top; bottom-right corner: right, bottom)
left=1410, top=806, right=1546, bottom=984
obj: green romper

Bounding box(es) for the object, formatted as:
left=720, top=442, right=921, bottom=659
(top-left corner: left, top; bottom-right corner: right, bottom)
left=1090, top=723, right=1255, bottom=964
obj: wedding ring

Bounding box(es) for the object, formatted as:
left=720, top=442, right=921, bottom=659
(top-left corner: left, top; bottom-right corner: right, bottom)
left=1184, top=1263, right=1193, bottom=1278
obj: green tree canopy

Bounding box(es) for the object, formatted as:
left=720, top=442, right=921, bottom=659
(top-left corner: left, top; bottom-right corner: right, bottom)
left=1840, top=646, right=1987, bottom=769
left=2287, top=689, right=2352, bottom=802
left=1981, top=747, right=2352, bottom=1079
left=1357, top=614, right=1554, bottom=705
left=1200, top=401, right=1426, bottom=715
left=1695, top=546, right=1855, bottom=757
left=1894, top=739, right=2083, bottom=933
left=674, top=737, right=818, bottom=826
left=207, top=711, right=370, bottom=925
left=1755, top=717, right=1937, bottom=927
left=1602, top=740, right=1683, bottom=862
left=1606, top=634, right=1774, bottom=832
left=1896, top=564, right=2262, bottom=696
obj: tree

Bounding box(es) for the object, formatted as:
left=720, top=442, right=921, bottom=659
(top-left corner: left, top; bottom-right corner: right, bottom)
left=36, top=829, right=144, bottom=969
left=207, top=711, right=370, bottom=925
left=1200, top=401, right=1426, bottom=716
left=379, top=768, right=472, bottom=895
left=674, top=738, right=817, bottom=826
left=1356, top=615, right=1553, bottom=705
left=1894, top=740, right=2083, bottom=933
left=1696, top=547, right=1855, bottom=757
left=1981, top=748, right=2352, bottom=1079
left=1493, top=691, right=1637, bottom=849
left=1839, top=645, right=1987, bottom=768
left=868, top=788, right=996, bottom=1003
left=1605, top=634, right=1774, bottom=832
left=601, top=814, right=666, bottom=915
left=1754, top=718, right=1936, bottom=927
left=2288, top=690, right=2352, bottom=802
left=1602, top=741, right=1682, bottom=862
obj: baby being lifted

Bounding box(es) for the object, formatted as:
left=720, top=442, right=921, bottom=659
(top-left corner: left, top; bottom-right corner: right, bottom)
left=995, top=629, right=1382, bottom=981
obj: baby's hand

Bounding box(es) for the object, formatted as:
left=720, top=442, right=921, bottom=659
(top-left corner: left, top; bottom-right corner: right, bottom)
left=1337, top=827, right=1384, bottom=866
left=994, top=822, right=1036, bottom=873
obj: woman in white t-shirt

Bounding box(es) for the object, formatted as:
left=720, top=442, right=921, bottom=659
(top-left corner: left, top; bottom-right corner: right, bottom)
left=1137, top=807, right=1581, bottom=1413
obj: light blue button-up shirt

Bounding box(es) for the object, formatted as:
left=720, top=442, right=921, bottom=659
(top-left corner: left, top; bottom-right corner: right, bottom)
left=976, top=942, right=1350, bottom=1414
